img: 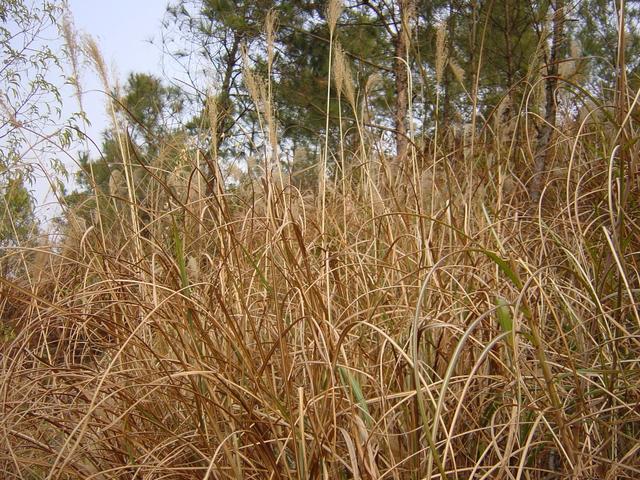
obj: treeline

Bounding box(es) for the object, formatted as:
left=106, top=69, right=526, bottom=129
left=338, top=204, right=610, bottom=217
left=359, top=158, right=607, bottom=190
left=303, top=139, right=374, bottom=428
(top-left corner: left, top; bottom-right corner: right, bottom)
left=2, top=0, right=639, bottom=246
left=71, top=0, right=640, bottom=201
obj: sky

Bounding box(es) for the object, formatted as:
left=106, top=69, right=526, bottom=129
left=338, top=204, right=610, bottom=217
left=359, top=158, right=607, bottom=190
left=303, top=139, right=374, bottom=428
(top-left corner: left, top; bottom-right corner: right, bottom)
left=65, top=0, right=176, bottom=144
left=36, top=0, right=176, bottom=219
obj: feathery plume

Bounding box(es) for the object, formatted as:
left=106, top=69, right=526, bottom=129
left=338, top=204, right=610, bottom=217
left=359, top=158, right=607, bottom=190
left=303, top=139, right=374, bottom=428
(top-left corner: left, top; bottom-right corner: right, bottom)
left=449, top=58, right=465, bottom=85
left=242, top=46, right=266, bottom=114
left=108, top=169, right=126, bottom=198
left=61, top=9, right=83, bottom=111
left=265, top=9, right=278, bottom=71
left=207, top=93, right=218, bottom=145
left=83, top=34, right=110, bottom=92
left=326, top=0, right=343, bottom=35
left=401, top=0, right=415, bottom=48
left=186, top=256, right=200, bottom=283
left=333, top=43, right=356, bottom=109
left=435, top=22, right=448, bottom=88
left=0, top=95, right=19, bottom=127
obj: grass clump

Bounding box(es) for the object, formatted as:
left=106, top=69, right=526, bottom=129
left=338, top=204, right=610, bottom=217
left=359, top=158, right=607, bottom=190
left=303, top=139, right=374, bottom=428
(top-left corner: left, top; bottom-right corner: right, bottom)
left=1, top=11, right=640, bottom=480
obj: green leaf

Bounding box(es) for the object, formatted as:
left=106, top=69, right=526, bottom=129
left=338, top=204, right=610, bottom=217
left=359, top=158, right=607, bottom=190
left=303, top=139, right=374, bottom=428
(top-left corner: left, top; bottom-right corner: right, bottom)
left=477, top=249, right=524, bottom=290
left=495, top=297, right=513, bottom=334
left=337, top=366, right=372, bottom=427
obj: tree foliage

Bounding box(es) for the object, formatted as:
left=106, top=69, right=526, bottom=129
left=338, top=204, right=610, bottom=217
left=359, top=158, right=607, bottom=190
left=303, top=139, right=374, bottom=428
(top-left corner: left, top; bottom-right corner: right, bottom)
left=0, top=0, right=65, bottom=252
left=75, top=0, right=640, bottom=204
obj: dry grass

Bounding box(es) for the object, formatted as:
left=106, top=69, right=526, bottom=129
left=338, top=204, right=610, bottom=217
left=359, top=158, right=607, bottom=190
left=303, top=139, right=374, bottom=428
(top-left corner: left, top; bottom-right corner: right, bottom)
left=1, top=21, right=640, bottom=480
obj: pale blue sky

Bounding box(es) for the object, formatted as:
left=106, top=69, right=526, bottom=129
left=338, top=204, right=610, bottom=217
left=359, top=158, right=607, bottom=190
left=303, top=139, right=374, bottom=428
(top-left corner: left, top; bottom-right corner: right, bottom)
left=38, top=0, right=176, bottom=219
left=67, top=0, right=175, bottom=148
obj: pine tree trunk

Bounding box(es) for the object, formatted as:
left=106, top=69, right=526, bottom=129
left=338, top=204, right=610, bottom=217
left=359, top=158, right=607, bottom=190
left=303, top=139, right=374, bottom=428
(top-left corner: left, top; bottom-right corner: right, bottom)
left=394, top=0, right=410, bottom=164
left=216, top=31, right=242, bottom=151
left=530, top=0, right=564, bottom=203
left=442, top=0, right=456, bottom=127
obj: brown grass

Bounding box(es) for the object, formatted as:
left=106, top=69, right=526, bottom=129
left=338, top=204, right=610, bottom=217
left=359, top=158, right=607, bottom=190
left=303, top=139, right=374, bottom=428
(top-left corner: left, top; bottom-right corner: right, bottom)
left=1, top=14, right=639, bottom=480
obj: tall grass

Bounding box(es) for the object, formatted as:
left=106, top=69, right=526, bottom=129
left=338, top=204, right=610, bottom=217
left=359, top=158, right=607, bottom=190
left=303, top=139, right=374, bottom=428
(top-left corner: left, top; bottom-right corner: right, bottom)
left=1, top=13, right=639, bottom=480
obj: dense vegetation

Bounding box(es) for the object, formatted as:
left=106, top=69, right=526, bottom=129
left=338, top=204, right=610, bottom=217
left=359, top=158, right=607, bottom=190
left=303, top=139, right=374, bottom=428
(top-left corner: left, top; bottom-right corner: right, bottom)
left=1, top=0, right=639, bottom=478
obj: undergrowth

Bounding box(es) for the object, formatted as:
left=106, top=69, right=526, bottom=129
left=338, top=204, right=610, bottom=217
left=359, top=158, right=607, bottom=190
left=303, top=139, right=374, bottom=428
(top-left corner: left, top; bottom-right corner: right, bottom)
left=1, top=9, right=639, bottom=480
